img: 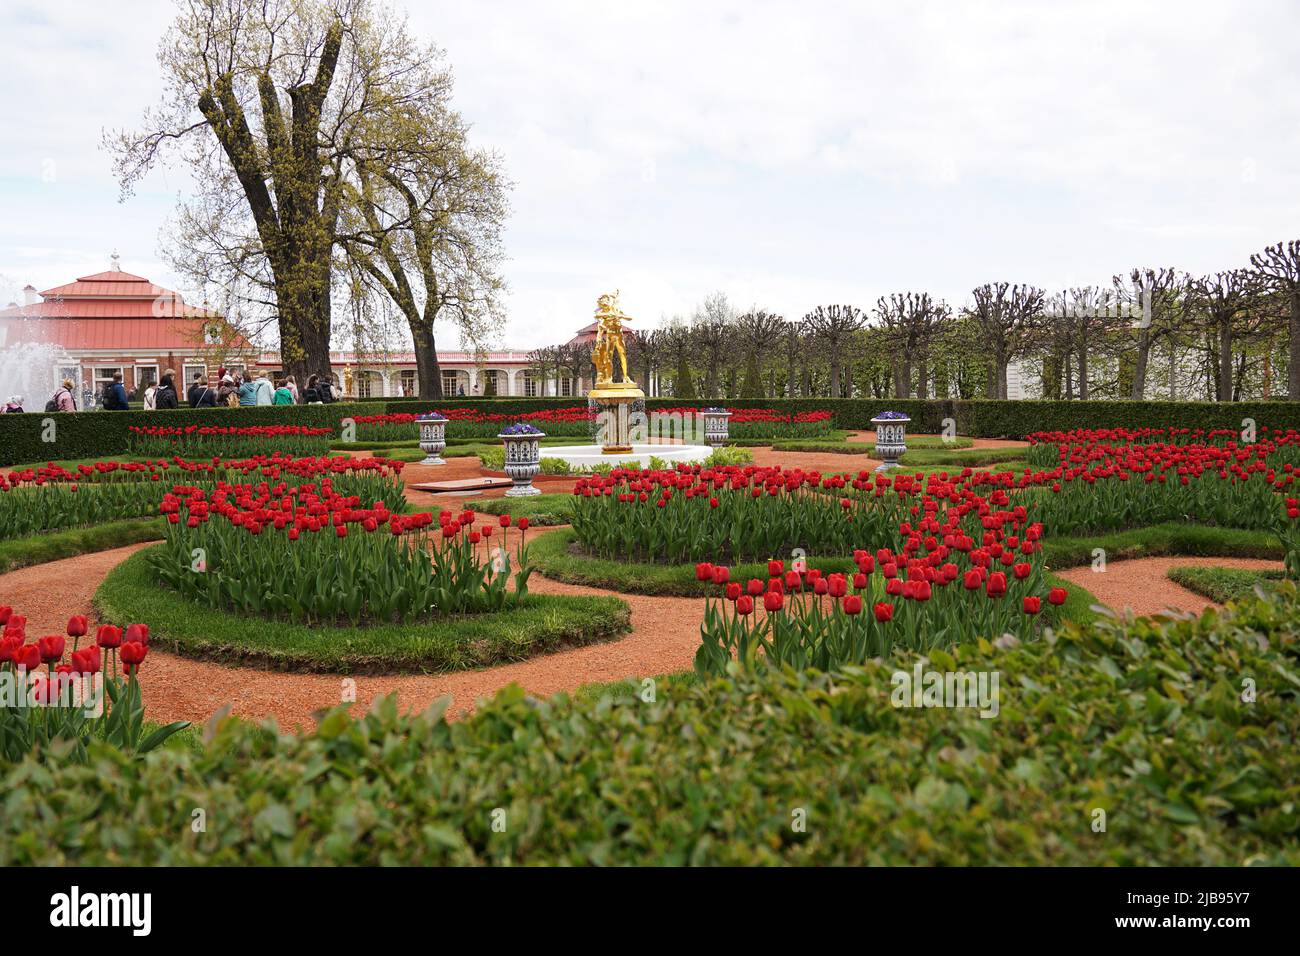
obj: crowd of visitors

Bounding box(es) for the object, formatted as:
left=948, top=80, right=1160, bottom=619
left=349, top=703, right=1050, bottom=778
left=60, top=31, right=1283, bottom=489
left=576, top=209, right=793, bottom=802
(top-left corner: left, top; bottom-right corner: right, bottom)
left=38, top=367, right=340, bottom=412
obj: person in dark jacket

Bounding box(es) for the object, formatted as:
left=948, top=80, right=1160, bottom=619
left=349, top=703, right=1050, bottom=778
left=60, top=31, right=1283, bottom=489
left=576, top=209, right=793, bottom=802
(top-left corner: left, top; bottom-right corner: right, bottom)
left=102, top=372, right=129, bottom=410
left=189, top=373, right=217, bottom=408
left=317, top=373, right=336, bottom=404
left=154, top=373, right=179, bottom=410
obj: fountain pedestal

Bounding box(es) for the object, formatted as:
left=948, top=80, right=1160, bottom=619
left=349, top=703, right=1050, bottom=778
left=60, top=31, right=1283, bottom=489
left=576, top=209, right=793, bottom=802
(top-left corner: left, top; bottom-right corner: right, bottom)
left=589, top=380, right=646, bottom=455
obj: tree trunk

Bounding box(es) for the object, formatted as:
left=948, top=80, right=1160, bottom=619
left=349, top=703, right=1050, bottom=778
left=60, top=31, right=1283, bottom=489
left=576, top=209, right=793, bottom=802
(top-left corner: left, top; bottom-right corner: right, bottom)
left=411, top=323, right=443, bottom=398
left=916, top=354, right=929, bottom=400
left=1168, top=336, right=1178, bottom=401
left=900, top=358, right=912, bottom=399
left=1132, top=327, right=1150, bottom=400
left=1290, top=293, right=1300, bottom=400
left=985, top=361, right=998, bottom=399
left=1218, top=324, right=1234, bottom=402
left=1077, top=332, right=1089, bottom=400
left=828, top=350, right=842, bottom=397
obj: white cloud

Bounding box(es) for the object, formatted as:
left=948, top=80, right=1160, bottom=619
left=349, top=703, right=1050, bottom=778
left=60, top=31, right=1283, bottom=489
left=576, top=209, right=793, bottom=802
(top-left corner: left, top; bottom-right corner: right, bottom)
left=3, top=0, right=1299, bottom=348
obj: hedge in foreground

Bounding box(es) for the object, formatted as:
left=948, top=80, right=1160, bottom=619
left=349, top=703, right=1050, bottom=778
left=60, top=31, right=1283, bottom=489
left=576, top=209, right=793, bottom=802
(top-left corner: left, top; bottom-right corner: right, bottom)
left=5, top=585, right=1298, bottom=865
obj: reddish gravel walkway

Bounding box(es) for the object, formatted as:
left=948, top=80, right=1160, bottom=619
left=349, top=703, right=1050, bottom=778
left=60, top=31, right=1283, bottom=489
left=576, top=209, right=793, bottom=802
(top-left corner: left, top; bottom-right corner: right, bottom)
left=0, top=530, right=701, bottom=730
left=1054, top=556, right=1284, bottom=617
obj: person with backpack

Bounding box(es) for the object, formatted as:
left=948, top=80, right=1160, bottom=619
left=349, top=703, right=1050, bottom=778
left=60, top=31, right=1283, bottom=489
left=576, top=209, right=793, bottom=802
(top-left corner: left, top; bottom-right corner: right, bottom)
left=4, top=396, right=24, bottom=413
left=142, top=381, right=158, bottom=410
left=45, top=378, right=77, bottom=413
left=317, top=373, right=336, bottom=404
left=303, top=374, right=322, bottom=404
left=218, top=374, right=239, bottom=408
left=190, top=373, right=217, bottom=408
left=154, top=372, right=179, bottom=410
left=238, top=374, right=259, bottom=406
left=101, top=372, right=129, bottom=410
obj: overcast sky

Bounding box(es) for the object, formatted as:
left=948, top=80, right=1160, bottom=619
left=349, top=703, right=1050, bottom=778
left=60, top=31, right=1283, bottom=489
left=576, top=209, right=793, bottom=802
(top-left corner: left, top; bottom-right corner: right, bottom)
left=2, top=0, right=1298, bottom=350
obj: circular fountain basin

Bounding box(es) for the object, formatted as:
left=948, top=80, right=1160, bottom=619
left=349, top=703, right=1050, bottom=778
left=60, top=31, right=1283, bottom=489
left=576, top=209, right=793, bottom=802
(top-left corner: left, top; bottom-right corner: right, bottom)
left=545, top=443, right=714, bottom=470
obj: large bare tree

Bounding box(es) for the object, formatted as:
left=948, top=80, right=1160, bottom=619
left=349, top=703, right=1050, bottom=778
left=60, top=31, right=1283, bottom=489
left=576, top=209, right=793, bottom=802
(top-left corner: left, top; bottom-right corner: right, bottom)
left=689, top=292, right=735, bottom=399
left=341, top=109, right=509, bottom=398
left=109, top=0, right=453, bottom=383
left=1250, top=241, right=1300, bottom=399
left=1185, top=270, right=1264, bottom=402
left=1112, top=268, right=1185, bottom=400
left=801, top=304, right=866, bottom=396
left=874, top=293, right=952, bottom=399
left=965, top=283, right=1046, bottom=399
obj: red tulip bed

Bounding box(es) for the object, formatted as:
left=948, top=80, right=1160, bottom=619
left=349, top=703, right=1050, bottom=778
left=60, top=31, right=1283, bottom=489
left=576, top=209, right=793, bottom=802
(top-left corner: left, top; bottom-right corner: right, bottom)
left=348, top=407, right=596, bottom=442
left=0, top=455, right=406, bottom=541
left=127, top=424, right=335, bottom=458
left=0, top=604, right=187, bottom=762
left=1023, top=427, right=1300, bottom=535
left=655, top=406, right=836, bottom=441
left=152, top=485, right=534, bottom=625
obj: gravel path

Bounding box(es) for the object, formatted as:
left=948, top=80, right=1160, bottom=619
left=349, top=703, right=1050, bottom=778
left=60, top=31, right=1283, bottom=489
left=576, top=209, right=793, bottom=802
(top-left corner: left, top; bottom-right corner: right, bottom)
left=1054, top=556, right=1284, bottom=617
left=0, top=529, right=702, bottom=729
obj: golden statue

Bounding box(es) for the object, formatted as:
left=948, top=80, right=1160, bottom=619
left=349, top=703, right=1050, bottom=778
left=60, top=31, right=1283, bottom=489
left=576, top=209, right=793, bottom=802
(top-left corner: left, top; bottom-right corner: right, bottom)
left=592, top=291, right=632, bottom=386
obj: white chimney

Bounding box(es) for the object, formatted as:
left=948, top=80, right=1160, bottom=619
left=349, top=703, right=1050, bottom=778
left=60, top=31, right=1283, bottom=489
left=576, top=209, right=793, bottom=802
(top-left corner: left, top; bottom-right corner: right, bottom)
left=22, top=285, right=38, bottom=306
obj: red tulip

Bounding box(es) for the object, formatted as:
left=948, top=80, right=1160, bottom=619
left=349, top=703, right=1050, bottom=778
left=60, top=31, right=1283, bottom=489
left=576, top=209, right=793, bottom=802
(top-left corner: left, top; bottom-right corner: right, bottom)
left=66, top=615, right=88, bottom=638
left=763, top=590, right=784, bottom=613
left=873, top=602, right=894, bottom=623
left=712, top=566, right=730, bottom=585
left=517, top=517, right=530, bottom=531
left=843, top=595, right=862, bottom=615
left=813, top=578, right=829, bottom=596
left=499, top=514, right=511, bottom=527
left=124, top=623, right=149, bottom=646
left=695, top=562, right=714, bottom=582
left=725, top=582, right=741, bottom=601
left=1013, top=562, right=1032, bottom=580
left=15, top=643, right=41, bottom=671
left=736, top=595, right=754, bottom=616
left=38, top=635, right=65, bottom=663
left=70, top=646, right=102, bottom=674
left=852, top=572, right=867, bottom=589
left=746, top=578, right=764, bottom=597
left=95, top=625, right=122, bottom=649
left=1048, top=587, right=1068, bottom=606
left=768, top=560, right=783, bottom=577
left=1023, top=596, right=1042, bottom=615
left=120, top=641, right=148, bottom=673
left=963, top=569, right=982, bottom=590
left=986, top=572, right=1007, bottom=598
left=0, top=606, right=10, bottom=626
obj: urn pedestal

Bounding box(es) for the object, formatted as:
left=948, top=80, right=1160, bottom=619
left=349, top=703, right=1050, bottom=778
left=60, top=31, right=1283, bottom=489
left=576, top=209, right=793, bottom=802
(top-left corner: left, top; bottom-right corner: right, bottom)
left=500, top=430, right=545, bottom=496
left=871, top=414, right=910, bottom=472
left=417, top=414, right=448, bottom=465
left=588, top=381, right=646, bottom=455
left=701, top=408, right=732, bottom=449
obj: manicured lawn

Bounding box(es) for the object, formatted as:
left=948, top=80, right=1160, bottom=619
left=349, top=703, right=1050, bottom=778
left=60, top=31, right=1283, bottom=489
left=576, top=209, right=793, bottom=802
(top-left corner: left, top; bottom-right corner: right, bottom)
left=1167, top=566, right=1285, bottom=604
left=0, top=517, right=164, bottom=572
left=95, top=545, right=632, bottom=673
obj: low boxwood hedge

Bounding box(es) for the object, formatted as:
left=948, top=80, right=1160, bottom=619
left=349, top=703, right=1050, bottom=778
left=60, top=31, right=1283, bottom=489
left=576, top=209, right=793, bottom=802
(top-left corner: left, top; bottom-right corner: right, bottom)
left=0, top=402, right=369, bottom=467
left=8, top=395, right=1300, bottom=464
left=5, top=583, right=1298, bottom=865
left=93, top=546, right=631, bottom=674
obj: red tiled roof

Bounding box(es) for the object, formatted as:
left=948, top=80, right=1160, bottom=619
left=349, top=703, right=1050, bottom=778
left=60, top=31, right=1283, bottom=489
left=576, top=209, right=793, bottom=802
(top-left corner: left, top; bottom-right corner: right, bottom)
left=0, top=316, right=225, bottom=351
left=39, top=271, right=176, bottom=299
left=0, top=267, right=244, bottom=353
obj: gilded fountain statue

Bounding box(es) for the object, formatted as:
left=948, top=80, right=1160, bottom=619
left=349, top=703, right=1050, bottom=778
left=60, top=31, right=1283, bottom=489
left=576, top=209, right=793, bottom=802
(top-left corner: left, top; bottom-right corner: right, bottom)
left=588, top=291, right=645, bottom=454
left=541, top=290, right=709, bottom=468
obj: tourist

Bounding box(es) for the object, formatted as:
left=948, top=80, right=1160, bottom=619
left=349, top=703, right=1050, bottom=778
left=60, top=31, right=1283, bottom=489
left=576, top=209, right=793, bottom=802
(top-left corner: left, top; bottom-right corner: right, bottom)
left=272, top=378, right=295, bottom=405
left=457, top=383, right=465, bottom=397
left=190, top=373, right=217, bottom=408
left=302, top=374, right=321, bottom=404
left=48, top=379, right=77, bottom=412
left=317, top=373, right=336, bottom=404
left=155, top=372, right=179, bottom=410
left=285, top=374, right=299, bottom=404
left=3, top=396, right=23, bottom=414
left=101, top=372, right=129, bottom=410
left=237, top=373, right=259, bottom=406
left=218, top=374, right=239, bottom=408
left=142, top=380, right=158, bottom=410
left=254, top=371, right=274, bottom=405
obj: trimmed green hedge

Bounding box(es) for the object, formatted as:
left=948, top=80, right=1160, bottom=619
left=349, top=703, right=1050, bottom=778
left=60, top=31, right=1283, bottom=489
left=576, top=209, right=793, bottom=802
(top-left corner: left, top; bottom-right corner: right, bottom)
left=0, top=402, right=369, bottom=467
left=94, top=546, right=631, bottom=674
left=5, top=583, right=1298, bottom=864
left=7, top=395, right=1299, bottom=465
